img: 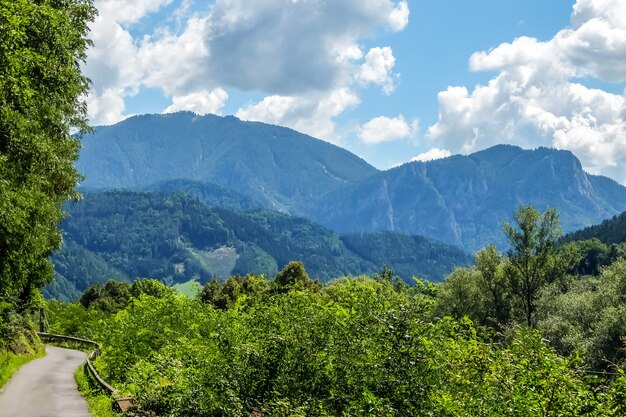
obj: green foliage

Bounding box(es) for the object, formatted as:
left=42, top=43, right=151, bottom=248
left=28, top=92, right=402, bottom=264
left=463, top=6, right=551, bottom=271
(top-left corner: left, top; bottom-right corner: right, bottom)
left=273, top=261, right=319, bottom=293
left=45, top=272, right=626, bottom=416
left=341, top=231, right=471, bottom=282
left=131, top=278, right=174, bottom=299
left=562, top=239, right=625, bottom=276
left=199, top=274, right=270, bottom=310
left=75, top=365, right=121, bottom=417
left=538, top=259, right=626, bottom=370
left=504, top=205, right=568, bottom=326
left=0, top=0, right=95, bottom=326
left=563, top=210, right=626, bottom=245
left=433, top=327, right=596, bottom=416
left=48, top=190, right=469, bottom=301
left=46, top=300, right=105, bottom=339
left=79, top=281, right=132, bottom=315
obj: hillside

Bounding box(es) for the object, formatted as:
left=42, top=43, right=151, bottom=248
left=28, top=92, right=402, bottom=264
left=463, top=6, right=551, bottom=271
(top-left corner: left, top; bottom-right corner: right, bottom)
left=77, top=112, right=378, bottom=212
left=308, top=145, right=626, bottom=251
left=45, top=191, right=470, bottom=299
left=562, top=210, right=626, bottom=245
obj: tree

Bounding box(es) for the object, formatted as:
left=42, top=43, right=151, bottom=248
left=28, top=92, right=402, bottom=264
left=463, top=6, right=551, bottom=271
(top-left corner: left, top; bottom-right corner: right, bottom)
left=273, top=261, right=319, bottom=293
left=503, top=205, right=562, bottom=326
left=475, top=244, right=511, bottom=328
left=0, top=0, right=96, bottom=313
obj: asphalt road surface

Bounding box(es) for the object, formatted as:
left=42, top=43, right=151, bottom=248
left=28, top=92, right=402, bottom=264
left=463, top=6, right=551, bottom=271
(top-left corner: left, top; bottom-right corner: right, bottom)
left=0, top=345, right=91, bottom=417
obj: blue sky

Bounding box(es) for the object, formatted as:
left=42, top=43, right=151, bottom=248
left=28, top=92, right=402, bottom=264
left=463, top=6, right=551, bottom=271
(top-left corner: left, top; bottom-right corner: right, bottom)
left=84, top=0, right=626, bottom=183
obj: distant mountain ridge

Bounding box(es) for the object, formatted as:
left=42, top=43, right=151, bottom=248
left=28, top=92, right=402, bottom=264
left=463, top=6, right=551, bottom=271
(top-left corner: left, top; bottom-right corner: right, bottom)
left=76, top=113, right=626, bottom=252
left=308, top=145, right=626, bottom=250
left=77, top=112, right=377, bottom=212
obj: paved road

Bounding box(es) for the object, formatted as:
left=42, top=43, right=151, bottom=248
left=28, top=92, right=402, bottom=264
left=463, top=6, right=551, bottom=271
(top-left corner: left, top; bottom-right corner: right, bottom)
left=0, top=346, right=91, bottom=417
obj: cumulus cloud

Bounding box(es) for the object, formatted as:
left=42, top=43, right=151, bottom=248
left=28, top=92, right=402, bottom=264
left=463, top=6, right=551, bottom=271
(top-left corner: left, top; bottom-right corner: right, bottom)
left=357, top=47, right=397, bottom=95
left=411, top=148, right=452, bottom=162
left=427, top=0, right=626, bottom=183
left=236, top=89, right=361, bottom=142
left=84, top=0, right=409, bottom=133
left=359, top=115, right=417, bottom=144
left=204, top=0, right=407, bottom=94
left=164, top=88, right=229, bottom=115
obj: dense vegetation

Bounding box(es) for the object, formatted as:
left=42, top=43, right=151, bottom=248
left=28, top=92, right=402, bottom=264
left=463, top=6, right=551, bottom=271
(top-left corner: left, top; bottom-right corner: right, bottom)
left=0, top=0, right=95, bottom=355
left=45, top=190, right=470, bottom=300
left=562, top=210, right=626, bottom=245
left=46, top=205, right=626, bottom=416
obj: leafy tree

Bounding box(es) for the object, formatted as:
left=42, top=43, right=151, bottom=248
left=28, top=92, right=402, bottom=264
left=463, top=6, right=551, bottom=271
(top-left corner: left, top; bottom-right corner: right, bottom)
left=475, top=244, right=511, bottom=328
left=503, top=205, right=564, bottom=326
left=0, top=0, right=95, bottom=316
left=436, top=267, right=485, bottom=322
left=79, top=280, right=131, bottom=314
left=273, top=261, right=319, bottom=293
left=131, top=278, right=173, bottom=299
left=538, top=259, right=626, bottom=370
left=200, top=274, right=271, bottom=310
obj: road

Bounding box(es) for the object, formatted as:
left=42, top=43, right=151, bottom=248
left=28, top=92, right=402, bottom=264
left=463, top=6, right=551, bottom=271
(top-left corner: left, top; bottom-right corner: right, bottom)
left=0, top=345, right=91, bottom=417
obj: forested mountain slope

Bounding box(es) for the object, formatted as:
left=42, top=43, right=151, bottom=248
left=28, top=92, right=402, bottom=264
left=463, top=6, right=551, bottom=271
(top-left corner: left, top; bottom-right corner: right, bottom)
left=45, top=191, right=470, bottom=300
left=562, top=210, right=626, bottom=245
left=77, top=112, right=377, bottom=212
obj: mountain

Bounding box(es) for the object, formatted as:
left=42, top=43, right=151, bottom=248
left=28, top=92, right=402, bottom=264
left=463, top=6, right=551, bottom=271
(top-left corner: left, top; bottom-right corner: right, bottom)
left=307, top=145, right=626, bottom=251
left=45, top=191, right=470, bottom=300
left=77, top=112, right=377, bottom=212
left=75, top=114, right=626, bottom=252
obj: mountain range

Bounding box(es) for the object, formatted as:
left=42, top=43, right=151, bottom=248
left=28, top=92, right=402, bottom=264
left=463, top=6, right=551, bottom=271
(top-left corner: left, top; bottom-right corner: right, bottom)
left=77, top=112, right=626, bottom=251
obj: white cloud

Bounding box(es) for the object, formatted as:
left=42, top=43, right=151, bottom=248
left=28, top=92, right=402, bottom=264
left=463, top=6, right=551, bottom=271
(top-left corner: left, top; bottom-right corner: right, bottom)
left=427, top=0, right=626, bottom=183
left=203, top=0, right=407, bottom=94
left=83, top=0, right=410, bottom=132
left=388, top=0, right=410, bottom=32
left=164, top=88, right=229, bottom=115
left=357, top=47, right=397, bottom=95
left=138, top=17, right=210, bottom=96
left=411, top=148, right=452, bottom=162
left=359, top=115, right=417, bottom=144
left=236, top=88, right=361, bottom=142
left=85, top=88, right=128, bottom=126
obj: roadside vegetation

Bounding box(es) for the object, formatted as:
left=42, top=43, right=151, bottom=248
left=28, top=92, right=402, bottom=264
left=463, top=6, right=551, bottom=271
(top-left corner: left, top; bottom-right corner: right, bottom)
left=75, top=366, right=122, bottom=417
left=46, top=205, right=626, bottom=416
left=0, top=0, right=95, bottom=383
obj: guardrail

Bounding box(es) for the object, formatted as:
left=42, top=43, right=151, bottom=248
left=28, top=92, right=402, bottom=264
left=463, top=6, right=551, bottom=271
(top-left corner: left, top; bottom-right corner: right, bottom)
left=37, top=332, right=134, bottom=412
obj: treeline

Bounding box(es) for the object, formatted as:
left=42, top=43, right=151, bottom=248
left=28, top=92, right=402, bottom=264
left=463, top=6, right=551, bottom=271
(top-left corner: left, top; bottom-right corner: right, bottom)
left=46, top=205, right=626, bottom=416
left=562, top=210, right=626, bottom=245
left=47, top=191, right=470, bottom=300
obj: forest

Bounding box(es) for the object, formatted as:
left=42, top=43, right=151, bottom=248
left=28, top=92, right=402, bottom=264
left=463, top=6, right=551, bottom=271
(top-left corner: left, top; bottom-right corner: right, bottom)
left=46, top=205, right=626, bottom=416
left=44, top=190, right=470, bottom=301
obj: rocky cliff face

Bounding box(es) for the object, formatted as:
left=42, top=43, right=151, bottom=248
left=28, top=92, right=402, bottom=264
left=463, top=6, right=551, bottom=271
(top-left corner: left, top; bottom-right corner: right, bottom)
left=307, top=145, right=626, bottom=251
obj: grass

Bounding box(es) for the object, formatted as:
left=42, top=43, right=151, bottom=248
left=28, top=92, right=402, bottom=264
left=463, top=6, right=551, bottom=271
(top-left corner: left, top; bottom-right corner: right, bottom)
left=0, top=349, right=45, bottom=389
left=172, top=278, right=203, bottom=298
left=75, top=365, right=122, bottom=417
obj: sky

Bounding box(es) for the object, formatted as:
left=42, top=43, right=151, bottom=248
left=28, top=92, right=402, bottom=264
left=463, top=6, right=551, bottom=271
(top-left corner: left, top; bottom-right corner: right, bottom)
left=83, top=0, right=626, bottom=184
